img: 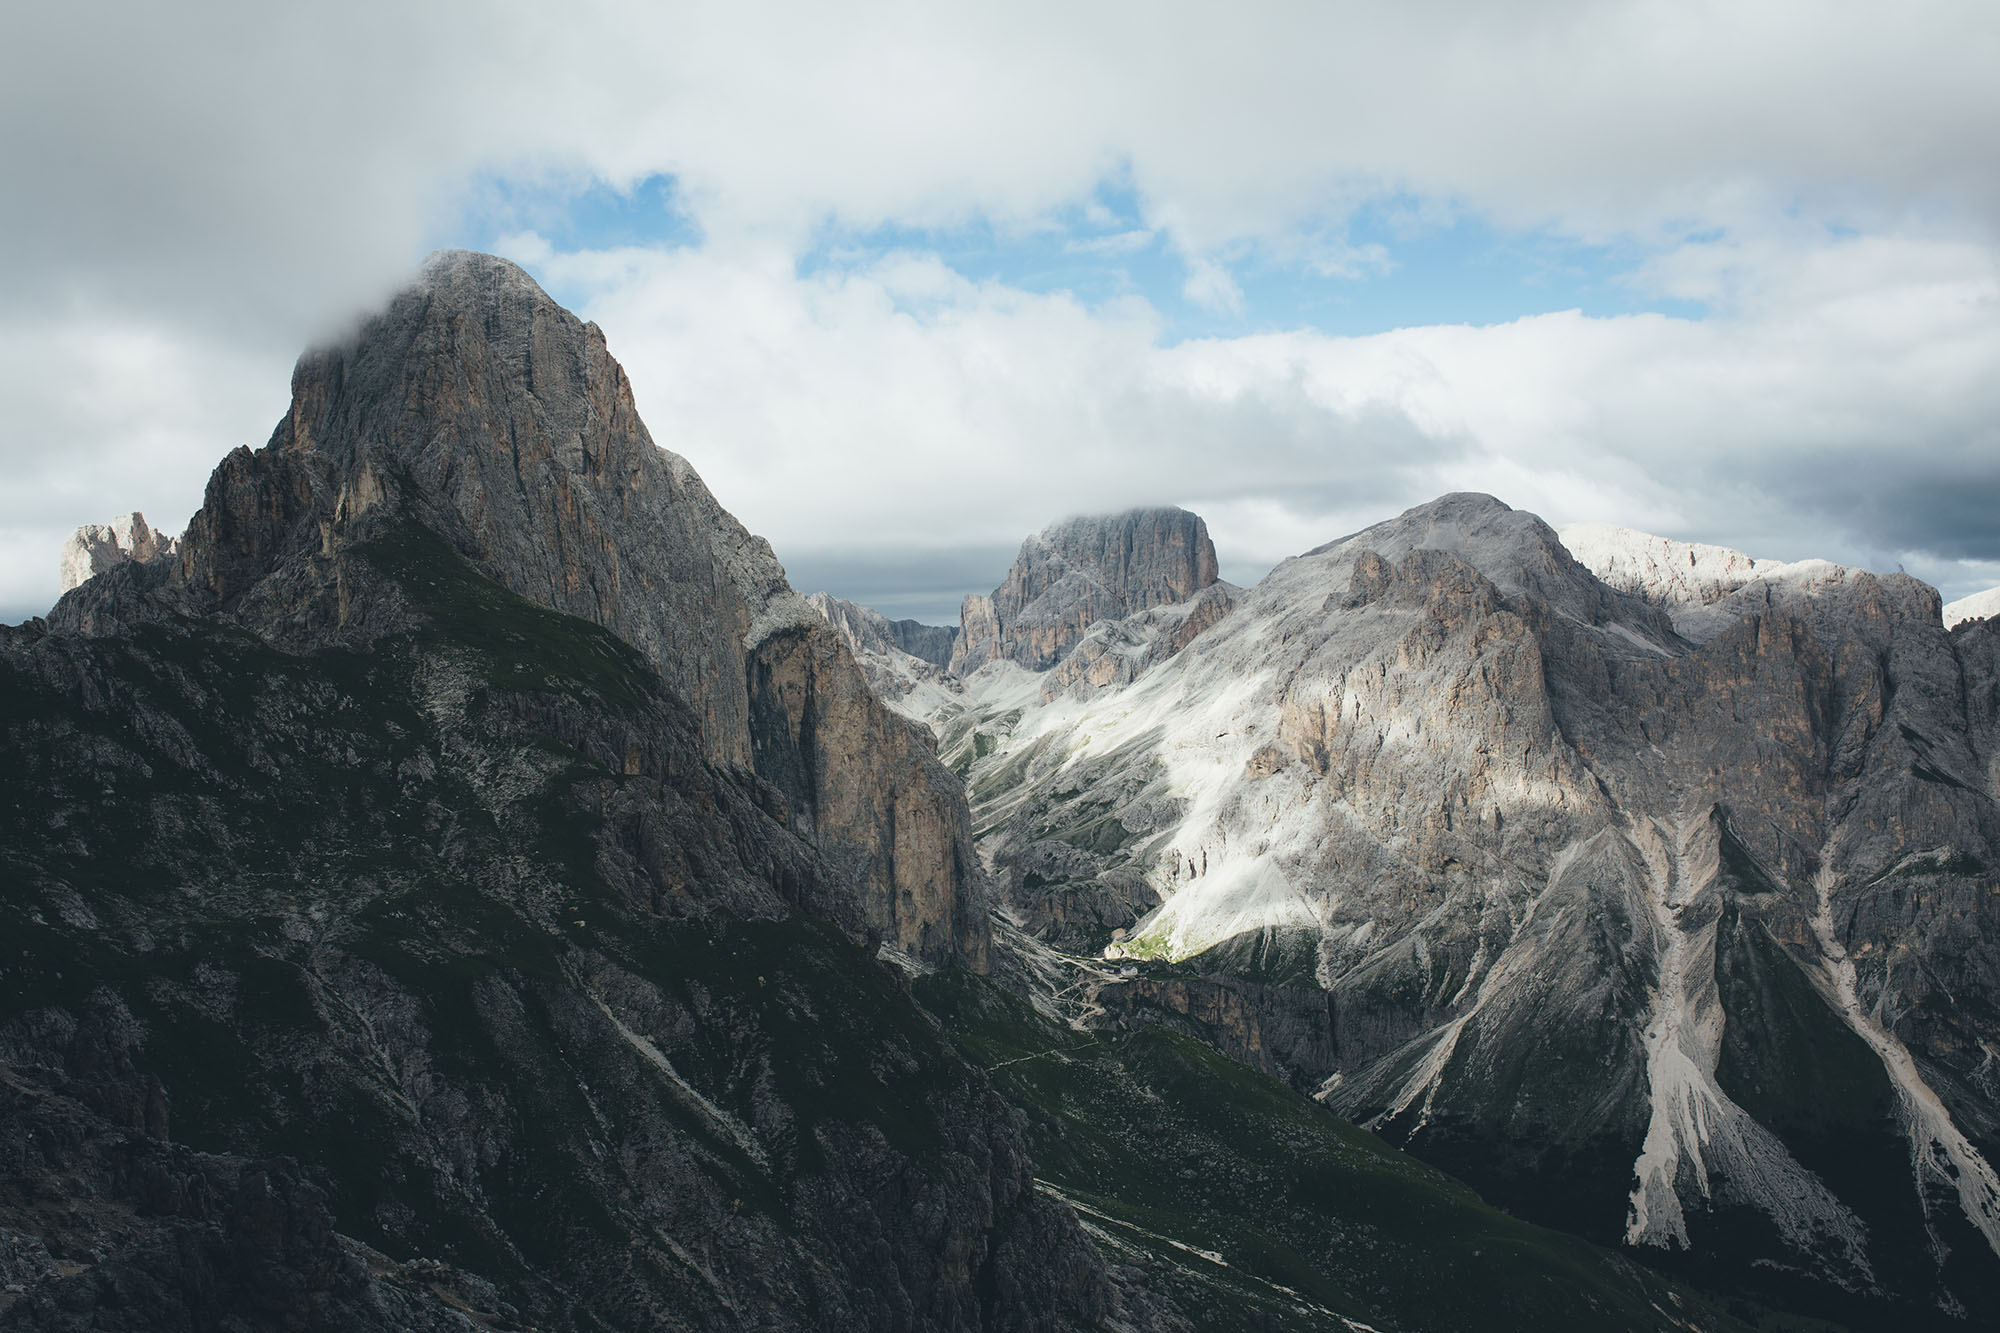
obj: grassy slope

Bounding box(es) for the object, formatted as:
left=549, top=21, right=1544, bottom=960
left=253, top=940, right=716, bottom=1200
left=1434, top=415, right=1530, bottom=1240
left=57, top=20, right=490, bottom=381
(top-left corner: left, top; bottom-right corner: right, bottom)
left=917, top=969, right=1846, bottom=1333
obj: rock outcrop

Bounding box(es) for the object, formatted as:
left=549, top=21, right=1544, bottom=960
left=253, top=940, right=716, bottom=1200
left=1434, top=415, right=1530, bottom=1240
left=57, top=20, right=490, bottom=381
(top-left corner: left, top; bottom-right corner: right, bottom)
left=57, top=512, right=177, bottom=593
left=0, top=583, right=1105, bottom=1328
left=805, top=594, right=957, bottom=669
left=949, top=507, right=1221, bottom=674
left=1, top=252, right=1155, bottom=1327
left=804, top=592, right=963, bottom=717
left=49, top=251, right=986, bottom=973
left=1559, top=521, right=1788, bottom=612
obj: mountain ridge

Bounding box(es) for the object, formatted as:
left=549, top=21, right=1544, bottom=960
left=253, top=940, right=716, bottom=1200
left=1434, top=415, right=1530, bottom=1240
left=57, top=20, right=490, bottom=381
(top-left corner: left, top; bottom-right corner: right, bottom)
left=892, top=491, right=2000, bottom=1323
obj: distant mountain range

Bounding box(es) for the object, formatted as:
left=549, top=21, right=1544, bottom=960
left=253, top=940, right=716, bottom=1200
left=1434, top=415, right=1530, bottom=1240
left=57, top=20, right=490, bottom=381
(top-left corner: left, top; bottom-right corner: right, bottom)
left=8, top=251, right=1999, bottom=1330
left=815, top=498, right=2000, bottom=1326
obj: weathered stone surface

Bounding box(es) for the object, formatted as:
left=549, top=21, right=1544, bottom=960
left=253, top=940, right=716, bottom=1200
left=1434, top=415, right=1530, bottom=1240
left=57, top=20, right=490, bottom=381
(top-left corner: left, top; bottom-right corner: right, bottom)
left=56, top=512, right=176, bottom=594
left=804, top=592, right=963, bottom=717
left=1947, top=583, right=2000, bottom=627
left=805, top=593, right=957, bottom=668
left=931, top=491, right=2000, bottom=1320
left=948, top=507, right=1221, bottom=674
left=49, top=250, right=987, bottom=973
left=1038, top=581, right=1238, bottom=703
left=1560, top=521, right=1789, bottom=612
left=749, top=620, right=989, bottom=970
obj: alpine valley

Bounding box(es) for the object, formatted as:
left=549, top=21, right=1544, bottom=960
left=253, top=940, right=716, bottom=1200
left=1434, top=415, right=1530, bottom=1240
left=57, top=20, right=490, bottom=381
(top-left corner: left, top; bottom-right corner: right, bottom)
left=6, top=252, right=1999, bottom=1332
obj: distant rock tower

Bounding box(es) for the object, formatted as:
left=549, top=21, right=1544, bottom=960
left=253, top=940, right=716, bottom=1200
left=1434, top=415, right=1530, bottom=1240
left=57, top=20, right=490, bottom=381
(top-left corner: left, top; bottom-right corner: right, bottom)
left=59, top=512, right=177, bottom=593
left=950, top=506, right=1221, bottom=674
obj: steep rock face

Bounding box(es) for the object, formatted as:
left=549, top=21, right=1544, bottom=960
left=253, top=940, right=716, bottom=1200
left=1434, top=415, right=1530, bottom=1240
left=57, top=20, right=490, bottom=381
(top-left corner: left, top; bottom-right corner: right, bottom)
left=749, top=621, right=988, bottom=969
left=803, top=593, right=957, bottom=669
left=0, top=1001, right=486, bottom=1331
left=57, top=512, right=177, bottom=594
left=3, top=480, right=1105, bottom=1326
left=1038, top=581, right=1238, bottom=703
left=948, top=507, right=1221, bottom=674
left=48, top=251, right=984, bottom=972
left=803, top=592, right=964, bottom=719
left=929, top=493, right=2000, bottom=1322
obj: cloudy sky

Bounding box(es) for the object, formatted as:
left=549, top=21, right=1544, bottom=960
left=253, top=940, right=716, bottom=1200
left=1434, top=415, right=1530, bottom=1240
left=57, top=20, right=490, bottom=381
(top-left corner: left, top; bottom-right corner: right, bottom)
left=6, top=1, right=1999, bottom=624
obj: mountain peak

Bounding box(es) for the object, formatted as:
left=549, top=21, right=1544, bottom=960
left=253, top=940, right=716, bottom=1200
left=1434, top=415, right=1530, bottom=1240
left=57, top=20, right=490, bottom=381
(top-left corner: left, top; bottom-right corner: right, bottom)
left=55, top=250, right=992, bottom=972
left=953, top=505, right=1221, bottom=674
left=58, top=511, right=177, bottom=594
left=1946, top=584, right=2000, bottom=628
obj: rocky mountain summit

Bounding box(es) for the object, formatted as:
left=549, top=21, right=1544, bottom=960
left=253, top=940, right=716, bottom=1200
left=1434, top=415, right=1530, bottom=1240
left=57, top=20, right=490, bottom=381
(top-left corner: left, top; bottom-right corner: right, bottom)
left=1558, top=521, right=1795, bottom=615
left=810, top=507, right=1239, bottom=724
left=55, top=251, right=984, bottom=972
left=909, top=492, right=2000, bottom=1325
left=949, top=507, right=1225, bottom=675
left=56, top=511, right=177, bottom=594
left=3, top=253, right=1075, bottom=1328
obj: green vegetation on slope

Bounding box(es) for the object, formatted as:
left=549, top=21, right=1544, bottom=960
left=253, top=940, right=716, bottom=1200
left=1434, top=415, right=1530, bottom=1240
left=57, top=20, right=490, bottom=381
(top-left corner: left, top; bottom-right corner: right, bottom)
left=917, top=968, right=1844, bottom=1333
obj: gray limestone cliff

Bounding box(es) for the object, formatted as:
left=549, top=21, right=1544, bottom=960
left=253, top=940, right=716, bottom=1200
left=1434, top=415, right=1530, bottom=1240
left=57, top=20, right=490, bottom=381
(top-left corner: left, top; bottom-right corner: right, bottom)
left=49, top=251, right=985, bottom=972
left=949, top=506, right=1222, bottom=674
left=1, top=252, right=1143, bottom=1329
left=57, top=512, right=177, bottom=594
left=928, top=491, right=2000, bottom=1323
left=804, top=592, right=957, bottom=669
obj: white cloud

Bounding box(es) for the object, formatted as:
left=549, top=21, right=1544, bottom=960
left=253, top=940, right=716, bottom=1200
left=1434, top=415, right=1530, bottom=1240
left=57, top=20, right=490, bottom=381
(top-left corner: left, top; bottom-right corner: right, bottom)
left=0, top=311, right=291, bottom=617
left=5, top=0, right=2000, bottom=615
left=1180, top=254, right=1246, bottom=313
left=518, top=221, right=2000, bottom=606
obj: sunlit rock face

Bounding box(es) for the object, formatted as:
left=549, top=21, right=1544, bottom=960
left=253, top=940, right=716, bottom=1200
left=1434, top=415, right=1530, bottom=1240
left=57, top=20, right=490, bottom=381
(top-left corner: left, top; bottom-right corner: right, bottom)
left=58, top=511, right=177, bottom=593
left=1558, top=521, right=1791, bottom=615
left=906, top=490, right=2000, bottom=1317
left=948, top=507, right=1222, bottom=674
left=1947, top=584, right=2000, bottom=628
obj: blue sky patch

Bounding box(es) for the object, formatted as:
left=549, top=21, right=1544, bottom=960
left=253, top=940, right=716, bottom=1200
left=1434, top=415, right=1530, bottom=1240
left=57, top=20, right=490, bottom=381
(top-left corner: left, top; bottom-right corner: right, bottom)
left=447, top=171, right=1708, bottom=341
